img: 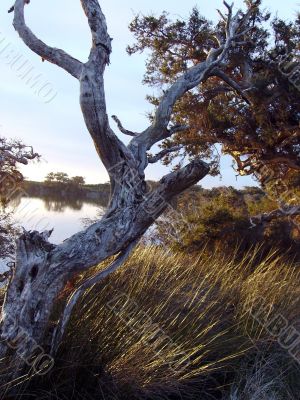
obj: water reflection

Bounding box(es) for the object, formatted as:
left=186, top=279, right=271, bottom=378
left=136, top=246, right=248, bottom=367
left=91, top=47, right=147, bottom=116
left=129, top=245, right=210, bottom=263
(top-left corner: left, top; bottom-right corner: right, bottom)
left=9, top=194, right=106, bottom=244
left=44, top=198, right=84, bottom=212
left=10, top=192, right=108, bottom=212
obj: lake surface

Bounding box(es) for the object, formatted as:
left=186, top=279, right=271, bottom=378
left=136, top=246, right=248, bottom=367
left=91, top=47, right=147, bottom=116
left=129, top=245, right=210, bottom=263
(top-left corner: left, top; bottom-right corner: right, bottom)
left=0, top=194, right=155, bottom=276
left=0, top=195, right=104, bottom=275
left=9, top=195, right=104, bottom=244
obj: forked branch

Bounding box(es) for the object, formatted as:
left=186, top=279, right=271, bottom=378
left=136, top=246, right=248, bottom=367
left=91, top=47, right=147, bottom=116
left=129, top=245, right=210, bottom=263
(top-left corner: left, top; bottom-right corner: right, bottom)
left=2, top=1, right=260, bottom=363
left=12, top=0, right=83, bottom=79
left=130, top=1, right=256, bottom=167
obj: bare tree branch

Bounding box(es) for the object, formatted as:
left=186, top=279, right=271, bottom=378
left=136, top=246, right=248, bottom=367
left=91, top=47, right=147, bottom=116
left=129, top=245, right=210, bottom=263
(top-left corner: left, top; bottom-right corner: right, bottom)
left=250, top=206, right=300, bottom=227
left=10, top=0, right=142, bottom=197
left=80, top=0, right=112, bottom=61
left=216, top=9, right=227, bottom=22
left=0, top=147, right=38, bottom=165
left=79, top=0, right=136, bottom=177
left=213, top=68, right=251, bottom=104
left=223, top=1, right=234, bottom=36
left=12, top=0, right=83, bottom=79
left=0, top=1, right=259, bottom=369
left=51, top=239, right=138, bottom=355
left=148, top=159, right=210, bottom=205
left=129, top=2, right=256, bottom=169
left=8, top=0, right=30, bottom=14
left=111, top=115, right=137, bottom=137
left=148, top=145, right=183, bottom=163
left=169, top=125, right=190, bottom=134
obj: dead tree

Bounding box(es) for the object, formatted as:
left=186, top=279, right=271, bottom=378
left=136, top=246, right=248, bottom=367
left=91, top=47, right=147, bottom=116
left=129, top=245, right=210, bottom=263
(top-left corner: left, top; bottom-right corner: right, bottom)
left=0, top=0, right=257, bottom=379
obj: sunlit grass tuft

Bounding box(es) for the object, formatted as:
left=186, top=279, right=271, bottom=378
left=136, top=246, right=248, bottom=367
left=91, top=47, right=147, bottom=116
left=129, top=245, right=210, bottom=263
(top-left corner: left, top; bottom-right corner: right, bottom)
left=2, top=246, right=300, bottom=399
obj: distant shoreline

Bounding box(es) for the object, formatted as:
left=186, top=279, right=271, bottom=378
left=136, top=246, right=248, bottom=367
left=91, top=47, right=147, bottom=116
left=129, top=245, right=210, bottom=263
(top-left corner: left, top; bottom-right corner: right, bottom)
left=22, top=180, right=111, bottom=207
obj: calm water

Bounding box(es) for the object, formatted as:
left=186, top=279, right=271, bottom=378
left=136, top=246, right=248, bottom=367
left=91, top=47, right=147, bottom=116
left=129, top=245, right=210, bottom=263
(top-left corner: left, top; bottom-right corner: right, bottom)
left=0, top=195, right=152, bottom=275
left=9, top=196, right=104, bottom=244
left=0, top=195, right=105, bottom=275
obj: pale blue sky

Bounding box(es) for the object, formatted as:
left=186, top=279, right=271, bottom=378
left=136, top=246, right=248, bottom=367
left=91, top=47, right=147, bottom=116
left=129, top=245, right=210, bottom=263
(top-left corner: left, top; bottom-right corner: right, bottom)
left=0, top=0, right=298, bottom=187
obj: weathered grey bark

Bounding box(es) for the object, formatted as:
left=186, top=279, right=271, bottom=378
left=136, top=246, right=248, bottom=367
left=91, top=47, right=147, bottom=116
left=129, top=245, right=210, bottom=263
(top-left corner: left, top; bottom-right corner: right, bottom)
left=0, top=0, right=255, bottom=381
left=250, top=205, right=300, bottom=227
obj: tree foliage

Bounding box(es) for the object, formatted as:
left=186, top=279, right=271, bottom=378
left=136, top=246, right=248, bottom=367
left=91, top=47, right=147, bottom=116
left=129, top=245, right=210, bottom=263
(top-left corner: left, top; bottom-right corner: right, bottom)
left=0, top=136, right=39, bottom=198
left=128, top=1, right=300, bottom=189
left=2, top=0, right=299, bottom=386
left=45, top=172, right=85, bottom=189
left=0, top=137, right=38, bottom=259
left=156, top=186, right=300, bottom=255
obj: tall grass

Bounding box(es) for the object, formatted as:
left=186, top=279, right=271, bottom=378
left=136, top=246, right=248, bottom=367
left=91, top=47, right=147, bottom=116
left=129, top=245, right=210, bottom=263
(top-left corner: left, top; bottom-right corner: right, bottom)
left=1, top=246, right=300, bottom=399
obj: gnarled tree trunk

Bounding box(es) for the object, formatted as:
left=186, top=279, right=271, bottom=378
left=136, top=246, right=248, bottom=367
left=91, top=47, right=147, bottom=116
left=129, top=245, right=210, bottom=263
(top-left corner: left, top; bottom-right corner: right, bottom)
left=0, top=0, right=254, bottom=384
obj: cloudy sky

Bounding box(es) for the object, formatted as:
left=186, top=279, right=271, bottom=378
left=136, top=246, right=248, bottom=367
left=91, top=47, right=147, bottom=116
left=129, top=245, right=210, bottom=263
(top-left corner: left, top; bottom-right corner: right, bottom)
left=0, top=0, right=298, bottom=187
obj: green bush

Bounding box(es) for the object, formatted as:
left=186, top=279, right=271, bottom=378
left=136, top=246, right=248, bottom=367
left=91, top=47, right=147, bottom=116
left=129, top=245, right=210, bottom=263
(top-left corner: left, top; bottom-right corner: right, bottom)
left=155, top=187, right=299, bottom=257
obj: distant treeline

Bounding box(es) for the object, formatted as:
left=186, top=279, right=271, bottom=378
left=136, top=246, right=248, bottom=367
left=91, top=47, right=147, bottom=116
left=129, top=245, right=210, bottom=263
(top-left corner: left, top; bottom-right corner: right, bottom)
left=23, top=179, right=111, bottom=206
left=22, top=172, right=160, bottom=206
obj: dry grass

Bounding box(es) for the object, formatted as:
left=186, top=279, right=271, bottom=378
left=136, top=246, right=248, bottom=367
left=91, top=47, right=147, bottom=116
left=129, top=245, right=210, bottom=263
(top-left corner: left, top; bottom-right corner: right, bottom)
left=227, top=351, right=300, bottom=400
left=2, top=246, right=300, bottom=399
